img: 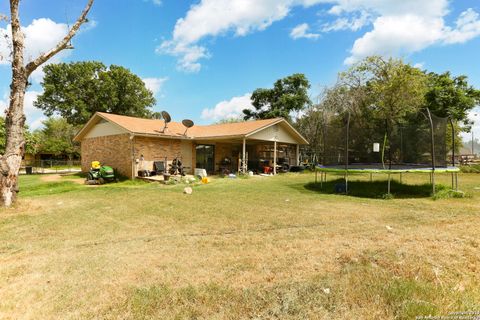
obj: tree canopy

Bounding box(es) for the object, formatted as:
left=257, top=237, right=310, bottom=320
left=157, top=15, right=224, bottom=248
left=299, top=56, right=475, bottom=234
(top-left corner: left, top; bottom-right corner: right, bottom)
left=34, top=61, right=156, bottom=125
left=295, top=56, right=479, bottom=161
left=0, top=117, right=40, bottom=156
left=37, top=117, right=80, bottom=159
left=424, top=71, right=480, bottom=126
left=243, top=73, right=311, bottom=122
left=338, top=56, right=427, bottom=123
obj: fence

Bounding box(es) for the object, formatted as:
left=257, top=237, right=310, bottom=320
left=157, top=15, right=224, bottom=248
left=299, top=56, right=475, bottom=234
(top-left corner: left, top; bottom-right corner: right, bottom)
left=20, top=160, right=82, bottom=174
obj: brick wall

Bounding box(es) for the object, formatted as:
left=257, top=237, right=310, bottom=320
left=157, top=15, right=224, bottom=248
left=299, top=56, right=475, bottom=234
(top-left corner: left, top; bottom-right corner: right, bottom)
left=133, top=136, right=192, bottom=174
left=81, top=134, right=133, bottom=178
left=214, top=143, right=240, bottom=172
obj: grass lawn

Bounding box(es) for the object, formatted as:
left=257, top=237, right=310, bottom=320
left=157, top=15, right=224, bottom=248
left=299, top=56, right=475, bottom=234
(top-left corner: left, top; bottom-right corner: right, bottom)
left=0, top=172, right=479, bottom=319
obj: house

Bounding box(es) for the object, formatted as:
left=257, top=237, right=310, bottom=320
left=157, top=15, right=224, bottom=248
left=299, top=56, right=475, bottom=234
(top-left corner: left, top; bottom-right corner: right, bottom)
left=73, top=112, right=309, bottom=178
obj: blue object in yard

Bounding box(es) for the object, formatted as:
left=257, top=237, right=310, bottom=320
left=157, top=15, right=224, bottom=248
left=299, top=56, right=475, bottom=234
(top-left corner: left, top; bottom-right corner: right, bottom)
left=334, top=183, right=346, bottom=193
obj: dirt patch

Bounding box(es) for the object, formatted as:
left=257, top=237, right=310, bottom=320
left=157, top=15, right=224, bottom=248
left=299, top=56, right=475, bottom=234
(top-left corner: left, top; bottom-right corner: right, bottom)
left=40, top=174, right=84, bottom=184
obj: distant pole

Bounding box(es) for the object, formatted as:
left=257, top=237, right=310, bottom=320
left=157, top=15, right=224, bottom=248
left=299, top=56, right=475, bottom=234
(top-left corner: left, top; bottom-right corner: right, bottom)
left=273, top=140, right=277, bottom=175
left=426, top=108, right=436, bottom=195
left=472, top=114, right=477, bottom=156
left=345, top=112, right=351, bottom=194
left=449, top=118, right=455, bottom=167
left=472, top=130, right=474, bottom=156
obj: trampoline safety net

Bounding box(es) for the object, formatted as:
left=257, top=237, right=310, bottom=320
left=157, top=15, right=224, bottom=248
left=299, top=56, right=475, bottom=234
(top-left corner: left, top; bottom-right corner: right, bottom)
left=321, top=110, right=450, bottom=169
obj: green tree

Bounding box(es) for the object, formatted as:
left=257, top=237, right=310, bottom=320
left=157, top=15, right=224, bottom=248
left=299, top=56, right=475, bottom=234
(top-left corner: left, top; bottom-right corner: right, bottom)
left=34, top=61, right=156, bottom=125
left=38, top=118, right=81, bottom=160
left=339, top=56, right=427, bottom=123
left=0, top=117, right=41, bottom=156
left=424, top=72, right=480, bottom=125
left=243, top=73, right=311, bottom=122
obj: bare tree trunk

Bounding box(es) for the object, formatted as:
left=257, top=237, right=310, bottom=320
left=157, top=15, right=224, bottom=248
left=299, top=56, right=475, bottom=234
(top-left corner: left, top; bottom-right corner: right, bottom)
left=0, top=0, right=93, bottom=207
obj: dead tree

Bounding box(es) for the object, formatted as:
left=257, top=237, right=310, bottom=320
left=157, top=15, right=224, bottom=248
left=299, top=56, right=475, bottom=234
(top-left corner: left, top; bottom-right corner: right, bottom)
left=1, top=0, right=94, bottom=207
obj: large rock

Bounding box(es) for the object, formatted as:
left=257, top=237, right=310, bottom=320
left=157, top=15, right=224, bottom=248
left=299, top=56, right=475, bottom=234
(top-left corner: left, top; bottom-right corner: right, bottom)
left=183, top=187, right=193, bottom=195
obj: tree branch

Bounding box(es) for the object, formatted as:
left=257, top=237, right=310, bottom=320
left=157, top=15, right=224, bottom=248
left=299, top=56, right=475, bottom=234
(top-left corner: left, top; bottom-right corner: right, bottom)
left=25, top=0, right=94, bottom=76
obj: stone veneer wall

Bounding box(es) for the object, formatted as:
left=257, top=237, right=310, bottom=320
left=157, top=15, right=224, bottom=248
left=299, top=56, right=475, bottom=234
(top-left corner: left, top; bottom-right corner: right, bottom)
left=81, top=133, right=133, bottom=178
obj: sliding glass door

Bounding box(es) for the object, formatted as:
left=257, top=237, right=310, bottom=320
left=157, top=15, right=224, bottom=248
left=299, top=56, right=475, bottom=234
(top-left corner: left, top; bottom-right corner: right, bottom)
left=196, top=144, right=215, bottom=174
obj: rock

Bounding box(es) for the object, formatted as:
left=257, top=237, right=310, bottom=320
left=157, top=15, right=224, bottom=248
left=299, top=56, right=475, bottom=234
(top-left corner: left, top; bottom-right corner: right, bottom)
left=183, top=187, right=193, bottom=195
left=386, top=225, right=393, bottom=231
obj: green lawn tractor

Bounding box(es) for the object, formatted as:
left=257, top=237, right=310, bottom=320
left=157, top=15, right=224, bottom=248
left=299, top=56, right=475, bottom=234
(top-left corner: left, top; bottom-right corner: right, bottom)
left=85, top=161, right=118, bottom=185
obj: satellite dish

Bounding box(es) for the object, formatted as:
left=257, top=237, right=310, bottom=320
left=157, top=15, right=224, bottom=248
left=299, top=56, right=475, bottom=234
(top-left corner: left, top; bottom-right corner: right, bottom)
left=161, top=111, right=171, bottom=132
left=161, top=111, right=171, bottom=123
left=182, top=119, right=194, bottom=135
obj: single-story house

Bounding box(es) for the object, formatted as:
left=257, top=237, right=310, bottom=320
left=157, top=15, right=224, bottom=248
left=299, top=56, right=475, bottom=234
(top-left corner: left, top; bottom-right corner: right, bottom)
left=73, top=112, right=309, bottom=178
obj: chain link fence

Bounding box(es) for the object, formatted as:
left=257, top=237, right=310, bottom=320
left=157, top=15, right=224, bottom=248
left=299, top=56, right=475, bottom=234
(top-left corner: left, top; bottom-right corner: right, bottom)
left=21, top=160, right=82, bottom=174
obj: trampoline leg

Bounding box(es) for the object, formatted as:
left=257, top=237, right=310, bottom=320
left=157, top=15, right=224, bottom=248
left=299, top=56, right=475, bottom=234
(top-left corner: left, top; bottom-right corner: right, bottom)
left=455, top=172, right=458, bottom=191
left=432, top=171, right=436, bottom=195
left=320, top=172, right=323, bottom=189
left=345, top=171, right=349, bottom=195
left=451, top=172, right=454, bottom=190
left=387, top=173, right=391, bottom=194
left=315, top=169, right=318, bottom=184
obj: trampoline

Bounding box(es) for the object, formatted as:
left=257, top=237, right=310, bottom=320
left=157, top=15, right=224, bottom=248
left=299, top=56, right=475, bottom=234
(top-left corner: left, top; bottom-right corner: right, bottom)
left=313, top=108, right=460, bottom=195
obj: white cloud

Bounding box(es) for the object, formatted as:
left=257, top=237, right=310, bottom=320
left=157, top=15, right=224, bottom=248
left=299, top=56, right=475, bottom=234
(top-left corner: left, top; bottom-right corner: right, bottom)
left=201, top=93, right=253, bottom=121
left=158, top=0, right=480, bottom=71
left=0, top=92, right=7, bottom=114
left=1, top=17, right=95, bottom=83
left=0, top=90, right=45, bottom=129
left=144, top=0, right=162, bottom=6
left=0, top=18, right=69, bottom=65
left=158, top=0, right=324, bottom=72
left=319, top=0, right=480, bottom=64
left=322, top=11, right=371, bottom=32
left=344, top=14, right=445, bottom=64
left=142, top=77, right=168, bottom=96
left=443, top=8, right=480, bottom=44
left=290, top=23, right=320, bottom=39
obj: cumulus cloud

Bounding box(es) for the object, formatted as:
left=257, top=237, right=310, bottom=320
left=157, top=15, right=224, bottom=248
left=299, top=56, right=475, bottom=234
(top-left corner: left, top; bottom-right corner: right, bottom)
left=1, top=17, right=95, bottom=83
left=290, top=23, right=320, bottom=39
left=320, top=0, right=480, bottom=64
left=0, top=18, right=69, bottom=65
left=201, top=93, right=253, bottom=121
left=0, top=90, right=45, bottom=129
left=158, top=0, right=480, bottom=70
left=321, top=11, right=371, bottom=32
left=157, top=0, right=324, bottom=72
left=142, top=77, right=168, bottom=96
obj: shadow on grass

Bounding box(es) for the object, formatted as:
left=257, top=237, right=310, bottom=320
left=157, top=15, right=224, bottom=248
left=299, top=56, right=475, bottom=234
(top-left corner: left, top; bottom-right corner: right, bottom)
left=304, top=178, right=447, bottom=199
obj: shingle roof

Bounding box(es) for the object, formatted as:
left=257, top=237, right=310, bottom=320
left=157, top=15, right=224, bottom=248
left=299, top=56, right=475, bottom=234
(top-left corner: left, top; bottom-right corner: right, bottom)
left=98, top=112, right=282, bottom=138
left=75, top=112, right=308, bottom=144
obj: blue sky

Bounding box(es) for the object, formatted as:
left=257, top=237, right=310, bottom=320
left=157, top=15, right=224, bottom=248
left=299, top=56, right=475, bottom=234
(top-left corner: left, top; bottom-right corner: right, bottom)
left=0, top=0, right=480, bottom=139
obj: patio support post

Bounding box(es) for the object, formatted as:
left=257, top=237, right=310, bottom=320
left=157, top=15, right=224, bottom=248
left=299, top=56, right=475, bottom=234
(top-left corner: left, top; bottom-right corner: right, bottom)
left=296, top=144, right=300, bottom=166
left=273, top=140, right=277, bottom=175
left=242, top=138, right=246, bottom=174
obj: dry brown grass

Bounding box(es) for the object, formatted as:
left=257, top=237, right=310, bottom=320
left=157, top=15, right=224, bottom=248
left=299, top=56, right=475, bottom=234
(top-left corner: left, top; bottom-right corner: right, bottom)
left=0, top=172, right=479, bottom=319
